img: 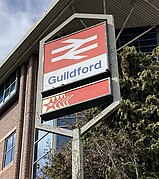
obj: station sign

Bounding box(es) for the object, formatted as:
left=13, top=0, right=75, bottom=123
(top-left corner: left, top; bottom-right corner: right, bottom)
left=43, top=22, right=108, bottom=92
left=41, top=78, right=112, bottom=119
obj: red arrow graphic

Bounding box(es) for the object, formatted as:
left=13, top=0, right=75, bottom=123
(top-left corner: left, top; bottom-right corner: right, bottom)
left=43, top=94, right=73, bottom=112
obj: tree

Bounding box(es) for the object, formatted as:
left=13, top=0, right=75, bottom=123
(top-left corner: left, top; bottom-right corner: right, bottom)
left=40, top=46, right=159, bottom=179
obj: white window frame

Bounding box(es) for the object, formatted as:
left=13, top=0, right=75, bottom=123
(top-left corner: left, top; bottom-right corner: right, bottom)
left=3, top=131, right=16, bottom=168
left=0, top=70, right=18, bottom=109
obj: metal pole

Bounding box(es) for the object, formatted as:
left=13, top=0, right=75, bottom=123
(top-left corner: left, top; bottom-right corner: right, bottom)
left=117, top=25, right=156, bottom=52
left=116, top=1, right=137, bottom=42
left=103, top=0, right=106, bottom=14
left=71, top=5, right=87, bottom=28
left=72, top=128, right=84, bottom=179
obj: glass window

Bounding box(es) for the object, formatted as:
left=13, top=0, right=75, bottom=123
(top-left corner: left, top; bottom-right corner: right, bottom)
left=4, top=88, right=10, bottom=102
left=3, top=132, right=16, bottom=168
left=35, top=132, right=53, bottom=160
left=0, top=88, right=4, bottom=106
left=57, top=134, right=70, bottom=148
left=33, top=129, right=54, bottom=179
left=10, top=82, right=16, bottom=96
left=116, top=26, right=158, bottom=54
left=0, top=70, right=17, bottom=108
left=33, top=113, right=80, bottom=178
left=33, top=111, right=87, bottom=178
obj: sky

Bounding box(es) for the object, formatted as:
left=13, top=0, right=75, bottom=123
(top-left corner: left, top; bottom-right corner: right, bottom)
left=0, top=0, right=54, bottom=62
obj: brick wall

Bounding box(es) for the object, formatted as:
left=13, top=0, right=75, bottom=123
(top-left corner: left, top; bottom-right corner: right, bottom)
left=0, top=101, right=19, bottom=179
left=0, top=161, right=14, bottom=179
left=0, top=55, right=38, bottom=179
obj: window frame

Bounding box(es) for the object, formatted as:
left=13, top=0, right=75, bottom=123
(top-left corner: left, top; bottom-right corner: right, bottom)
left=3, top=131, right=16, bottom=168
left=0, top=70, right=18, bottom=111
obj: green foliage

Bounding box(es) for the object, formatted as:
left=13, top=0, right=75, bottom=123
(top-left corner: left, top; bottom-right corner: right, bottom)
left=41, top=46, right=159, bottom=178
left=108, top=46, right=159, bottom=178
left=40, top=144, right=72, bottom=179
left=83, top=130, right=139, bottom=179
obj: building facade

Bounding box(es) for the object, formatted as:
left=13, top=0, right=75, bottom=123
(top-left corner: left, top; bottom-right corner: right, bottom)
left=0, top=0, right=159, bottom=178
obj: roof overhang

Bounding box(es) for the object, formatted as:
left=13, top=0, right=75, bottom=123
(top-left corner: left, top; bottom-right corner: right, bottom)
left=1, top=0, right=159, bottom=83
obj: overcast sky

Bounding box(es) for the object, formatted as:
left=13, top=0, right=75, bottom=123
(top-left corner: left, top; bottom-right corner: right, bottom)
left=0, top=0, right=54, bottom=61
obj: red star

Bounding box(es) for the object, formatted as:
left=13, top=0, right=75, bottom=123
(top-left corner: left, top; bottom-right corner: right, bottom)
left=44, top=98, right=55, bottom=112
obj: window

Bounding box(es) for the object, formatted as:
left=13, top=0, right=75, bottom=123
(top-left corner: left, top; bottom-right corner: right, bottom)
left=3, top=132, right=16, bottom=168
left=33, top=114, right=78, bottom=178
left=0, top=71, right=17, bottom=108
left=33, top=111, right=86, bottom=178
left=116, top=27, right=158, bottom=53
left=33, top=130, right=53, bottom=178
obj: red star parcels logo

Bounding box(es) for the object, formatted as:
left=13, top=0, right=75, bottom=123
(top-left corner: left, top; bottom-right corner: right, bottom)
left=42, top=79, right=111, bottom=114
left=43, top=22, right=108, bottom=91
left=43, top=94, right=74, bottom=112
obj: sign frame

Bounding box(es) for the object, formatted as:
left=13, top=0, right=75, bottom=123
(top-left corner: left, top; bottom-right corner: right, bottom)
left=36, top=13, right=120, bottom=124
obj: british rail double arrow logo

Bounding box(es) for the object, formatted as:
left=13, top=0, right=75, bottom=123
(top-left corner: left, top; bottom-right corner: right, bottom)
left=51, top=35, right=98, bottom=62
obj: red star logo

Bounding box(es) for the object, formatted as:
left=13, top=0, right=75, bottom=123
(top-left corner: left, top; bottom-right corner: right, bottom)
left=44, top=98, right=55, bottom=112
left=43, top=94, right=74, bottom=113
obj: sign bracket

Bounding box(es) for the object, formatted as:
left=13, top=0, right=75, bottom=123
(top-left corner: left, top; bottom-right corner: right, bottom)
left=35, top=100, right=120, bottom=179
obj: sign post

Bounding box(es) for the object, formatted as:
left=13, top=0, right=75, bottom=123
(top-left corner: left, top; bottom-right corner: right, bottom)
left=72, top=128, right=84, bottom=179
left=35, top=13, right=120, bottom=179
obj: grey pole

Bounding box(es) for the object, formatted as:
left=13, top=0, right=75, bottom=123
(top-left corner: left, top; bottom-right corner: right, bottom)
left=72, top=128, right=84, bottom=179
